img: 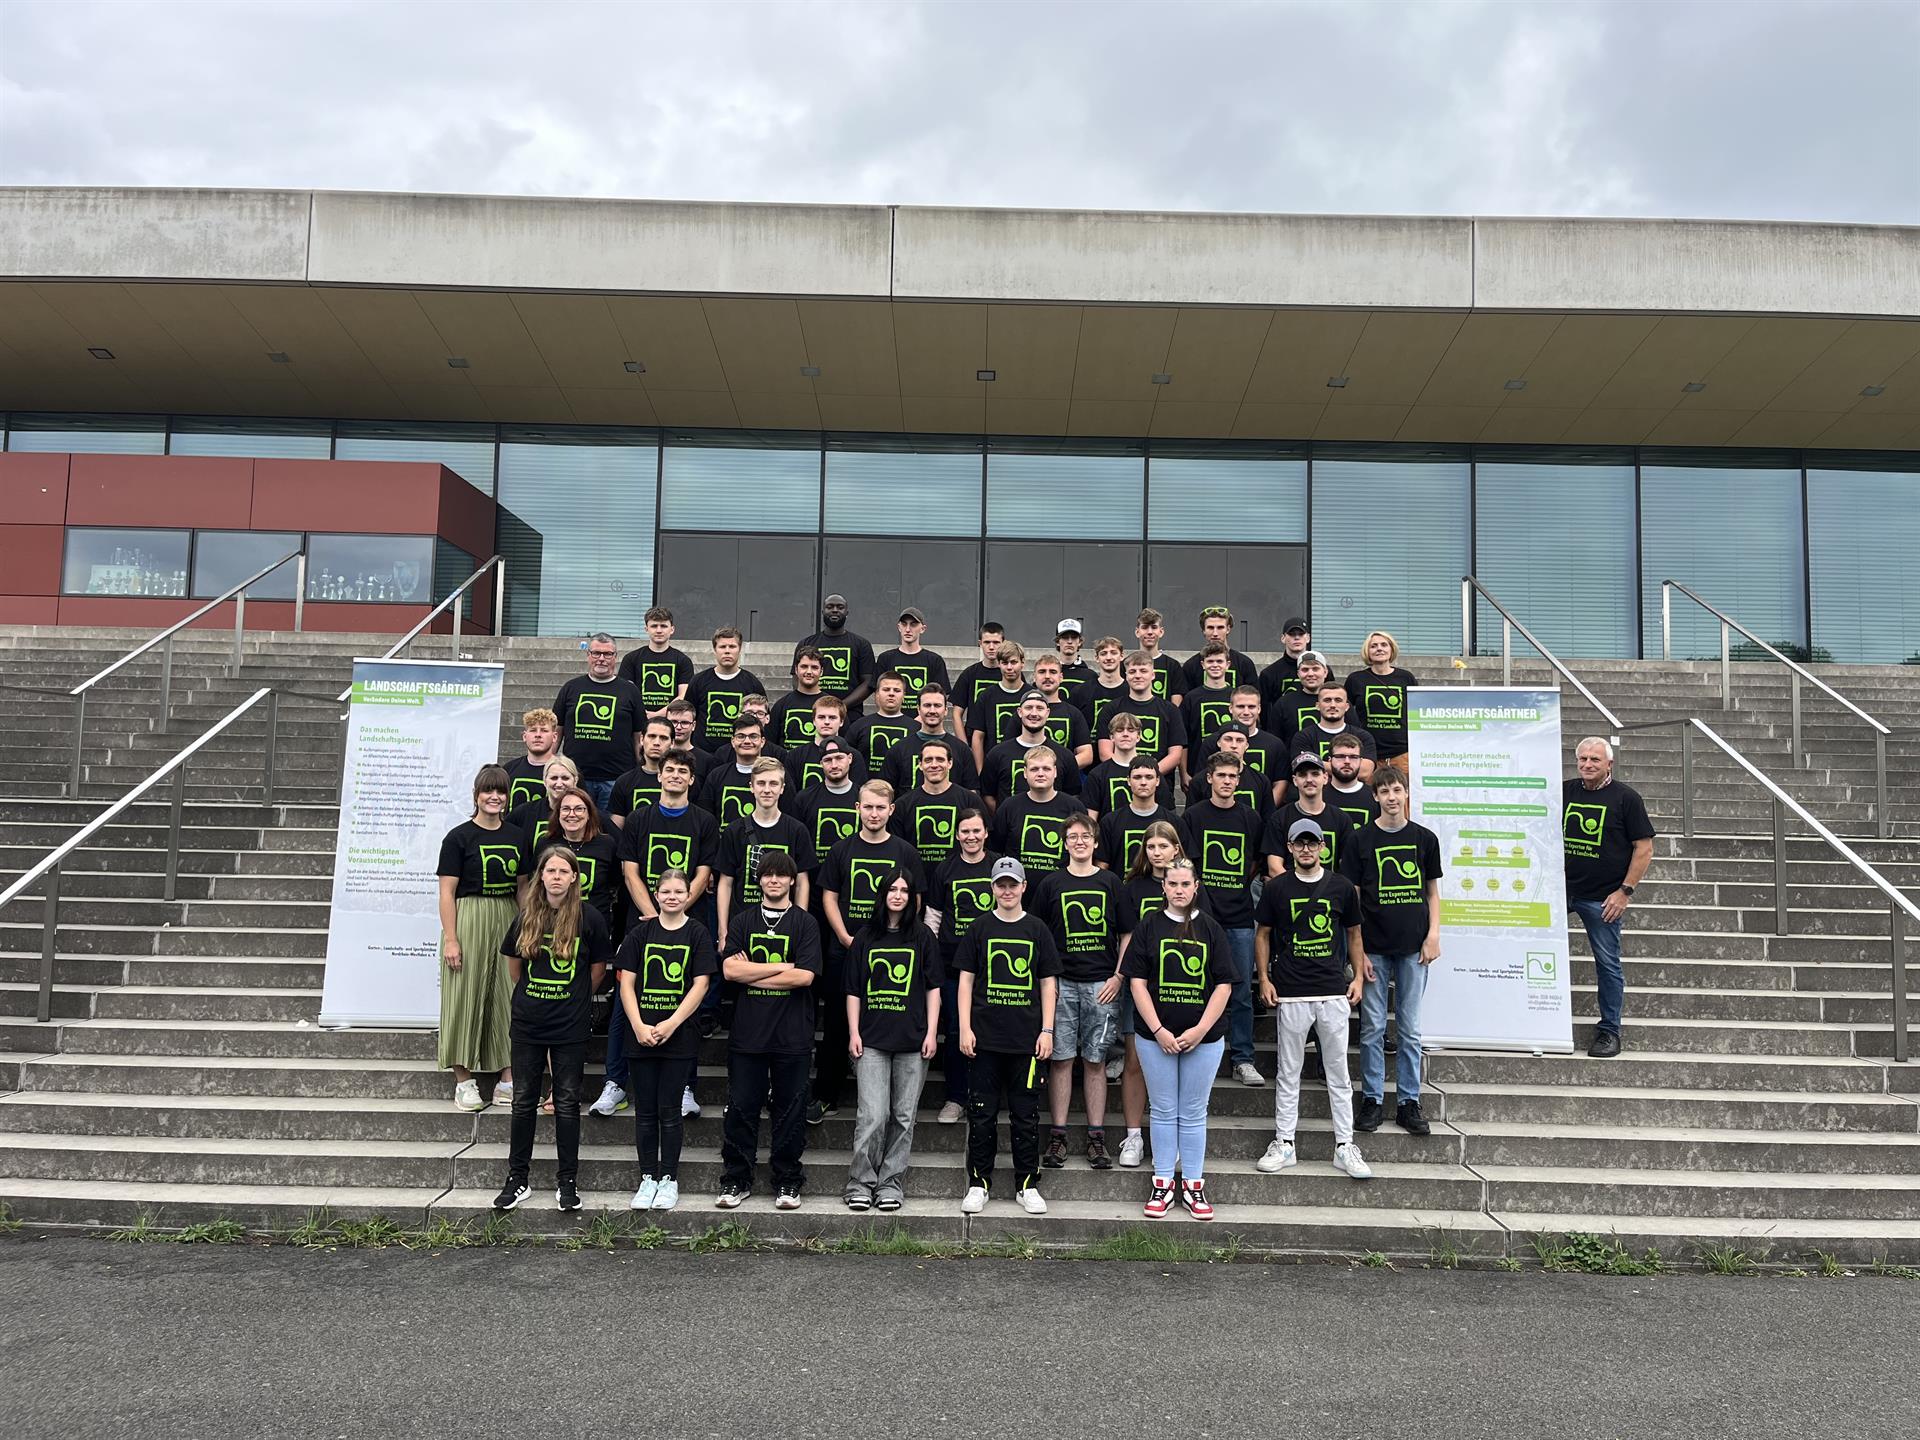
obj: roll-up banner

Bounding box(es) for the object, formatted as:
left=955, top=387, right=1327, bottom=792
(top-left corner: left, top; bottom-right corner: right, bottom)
left=320, top=658, right=506, bottom=1029
left=1407, top=687, right=1573, bottom=1055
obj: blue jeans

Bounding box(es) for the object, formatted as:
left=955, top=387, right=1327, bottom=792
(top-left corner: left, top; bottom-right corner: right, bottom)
left=604, top=997, right=631, bottom=1090
left=581, top=779, right=615, bottom=814
left=1134, top=1037, right=1224, bottom=1181
left=1571, top=899, right=1625, bottom=1034
left=1223, top=926, right=1255, bottom=1067
left=1359, top=951, right=1427, bottom=1103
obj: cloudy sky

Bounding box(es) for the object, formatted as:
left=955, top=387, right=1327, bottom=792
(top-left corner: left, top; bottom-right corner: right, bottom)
left=1, top=0, right=1914, bottom=222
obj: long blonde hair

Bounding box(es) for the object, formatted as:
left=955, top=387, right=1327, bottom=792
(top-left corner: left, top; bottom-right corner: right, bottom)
left=517, top=844, right=584, bottom=962
left=1124, top=820, right=1187, bottom=884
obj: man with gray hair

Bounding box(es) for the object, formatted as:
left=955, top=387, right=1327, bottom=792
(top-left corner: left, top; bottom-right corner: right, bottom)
left=1563, top=737, right=1655, bottom=1058
left=555, top=632, right=644, bottom=813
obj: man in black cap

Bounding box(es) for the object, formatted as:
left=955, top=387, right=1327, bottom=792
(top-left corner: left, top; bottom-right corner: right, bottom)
left=795, top=594, right=877, bottom=713
left=875, top=606, right=952, bottom=706
left=1258, top=617, right=1315, bottom=708
left=1263, top=752, right=1358, bottom=878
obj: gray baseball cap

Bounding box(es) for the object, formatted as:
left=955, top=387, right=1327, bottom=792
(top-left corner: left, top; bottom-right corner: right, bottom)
left=990, top=857, right=1026, bottom=883
left=1286, top=818, right=1325, bottom=845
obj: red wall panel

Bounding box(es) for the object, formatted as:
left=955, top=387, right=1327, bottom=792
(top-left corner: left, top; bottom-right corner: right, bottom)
left=252, top=460, right=443, bottom=533
left=436, top=466, right=496, bottom=559
left=66, top=455, right=254, bottom=527
left=0, top=524, right=64, bottom=595
left=0, top=454, right=71, bottom=523
left=0, top=596, right=60, bottom=625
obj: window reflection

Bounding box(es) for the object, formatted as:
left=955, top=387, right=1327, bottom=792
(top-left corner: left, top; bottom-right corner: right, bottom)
left=306, top=534, right=432, bottom=603
left=63, top=528, right=191, bottom=595
left=193, top=531, right=302, bottom=600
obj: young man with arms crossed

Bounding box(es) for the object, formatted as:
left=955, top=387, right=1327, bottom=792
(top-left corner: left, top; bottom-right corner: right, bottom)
left=1181, top=752, right=1269, bottom=1087
left=619, top=606, right=695, bottom=719
left=504, top=708, right=563, bottom=810
left=686, top=626, right=765, bottom=752
left=875, top=607, right=952, bottom=707
left=1032, top=813, right=1125, bottom=1171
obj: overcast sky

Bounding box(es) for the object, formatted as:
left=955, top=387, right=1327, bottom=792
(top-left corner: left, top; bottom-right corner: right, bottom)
left=1, top=0, right=1914, bottom=222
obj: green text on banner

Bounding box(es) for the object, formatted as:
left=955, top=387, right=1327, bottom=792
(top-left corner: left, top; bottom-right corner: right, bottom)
left=1408, top=686, right=1573, bottom=1054
left=320, top=658, right=507, bottom=1028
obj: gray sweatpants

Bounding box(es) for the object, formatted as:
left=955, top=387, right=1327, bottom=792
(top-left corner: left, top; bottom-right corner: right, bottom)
left=848, top=1048, right=929, bottom=1194
left=1272, top=997, right=1354, bottom=1147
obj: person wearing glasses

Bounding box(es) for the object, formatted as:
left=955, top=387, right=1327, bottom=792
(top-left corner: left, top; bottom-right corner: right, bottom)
left=553, top=633, right=644, bottom=814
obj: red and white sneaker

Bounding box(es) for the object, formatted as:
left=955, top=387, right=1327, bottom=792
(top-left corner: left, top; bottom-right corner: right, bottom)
left=1143, top=1177, right=1176, bottom=1219
left=1180, top=1178, right=1214, bottom=1220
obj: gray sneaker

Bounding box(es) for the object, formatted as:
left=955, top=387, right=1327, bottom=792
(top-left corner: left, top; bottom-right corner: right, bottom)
left=874, top=1185, right=904, bottom=1212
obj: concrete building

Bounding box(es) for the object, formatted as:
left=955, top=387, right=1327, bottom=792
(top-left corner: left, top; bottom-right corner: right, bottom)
left=1, top=187, right=1916, bottom=658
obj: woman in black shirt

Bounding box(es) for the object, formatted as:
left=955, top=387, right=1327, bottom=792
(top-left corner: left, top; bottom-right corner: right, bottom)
left=845, top=867, right=942, bottom=1212
left=435, top=765, right=525, bottom=1114
left=1345, top=631, right=1418, bottom=768
left=540, top=785, right=622, bottom=927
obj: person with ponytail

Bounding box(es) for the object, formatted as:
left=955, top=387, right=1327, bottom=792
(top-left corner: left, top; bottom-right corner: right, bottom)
left=1124, top=857, right=1233, bottom=1220
left=492, top=844, right=612, bottom=1213
left=436, top=765, right=525, bottom=1112
left=844, top=865, right=941, bottom=1211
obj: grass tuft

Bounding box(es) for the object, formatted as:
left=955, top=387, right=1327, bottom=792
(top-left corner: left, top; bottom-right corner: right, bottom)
left=333, top=1215, right=408, bottom=1250
left=631, top=1224, right=671, bottom=1250
left=477, top=1212, right=519, bottom=1247
left=1805, top=1249, right=1851, bottom=1278
left=1357, top=1250, right=1394, bottom=1270
left=1867, top=1258, right=1919, bottom=1280
left=0, top=1201, right=22, bottom=1235
left=1694, top=1241, right=1765, bottom=1277
left=833, top=1225, right=950, bottom=1257
left=287, top=1207, right=339, bottom=1248
left=1424, top=1225, right=1476, bottom=1271
left=580, top=1211, right=629, bottom=1250
left=405, top=1215, right=472, bottom=1251
left=967, top=1233, right=1039, bottom=1260
left=174, top=1219, right=248, bottom=1245
left=685, top=1221, right=765, bottom=1254
left=1071, top=1228, right=1239, bottom=1264
left=107, top=1211, right=169, bottom=1243
left=1494, top=1257, right=1523, bottom=1272
left=1533, top=1232, right=1662, bottom=1276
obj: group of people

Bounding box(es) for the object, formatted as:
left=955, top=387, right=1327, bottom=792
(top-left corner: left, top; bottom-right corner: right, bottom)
left=434, top=599, right=1655, bottom=1220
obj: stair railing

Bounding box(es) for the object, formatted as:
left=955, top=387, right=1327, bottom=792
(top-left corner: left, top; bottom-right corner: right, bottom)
left=1460, top=577, right=1624, bottom=737
left=333, top=556, right=506, bottom=702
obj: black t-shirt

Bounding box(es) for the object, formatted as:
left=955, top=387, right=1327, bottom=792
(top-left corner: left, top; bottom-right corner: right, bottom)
left=981, top=737, right=1082, bottom=802
left=1039, top=702, right=1091, bottom=760
left=1255, top=869, right=1363, bottom=999
left=768, top=690, right=824, bottom=749
left=517, top=830, right=619, bottom=923
left=890, top=784, right=985, bottom=869
left=1263, top=801, right=1359, bottom=877
left=1031, top=867, right=1125, bottom=982
left=1185, top=768, right=1275, bottom=820
left=952, top=660, right=1005, bottom=713
left=931, top=851, right=1000, bottom=963
left=1098, top=804, right=1176, bottom=873
left=955, top=910, right=1063, bottom=1055
left=710, top=738, right=786, bottom=771
left=1056, top=661, right=1097, bottom=707
left=726, top=905, right=825, bottom=1054
left=846, top=711, right=915, bottom=772
left=1328, top=782, right=1380, bottom=832
left=616, top=803, right=720, bottom=897
left=614, top=916, right=719, bottom=1059
left=818, top=833, right=926, bottom=931
left=699, top=763, right=790, bottom=826
left=873, top=650, right=952, bottom=707
left=1119, top=872, right=1214, bottom=935
left=1268, top=688, right=1327, bottom=744
left=1182, top=683, right=1240, bottom=749
left=1123, top=908, right=1234, bottom=1044
left=438, top=819, right=526, bottom=899
left=1258, top=654, right=1303, bottom=708
left=1348, top=820, right=1444, bottom=955
left=1202, top=729, right=1288, bottom=788
left=881, top=732, right=983, bottom=794
left=718, top=812, right=818, bottom=907
left=1296, top=720, right=1379, bottom=764
left=1178, top=799, right=1265, bottom=929
left=988, top=791, right=1088, bottom=878
left=1097, top=696, right=1186, bottom=762
left=502, top=756, right=550, bottom=811
left=501, top=905, right=613, bottom=1045
left=1084, top=757, right=1173, bottom=813
left=553, top=675, right=643, bottom=782
left=793, top=782, right=862, bottom=859
left=1076, top=677, right=1131, bottom=736
left=1146, top=655, right=1187, bottom=703
left=784, top=742, right=870, bottom=795
left=1562, top=779, right=1656, bottom=902
left=618, top=645, right=695, bottom=712
left=1182, top=648, right=1259, bottom=693
left=687, top=667, right=767, bottom=749
left=608, top=763, right=665, bottom=822
left=849, top=923, right=943, bottom=1053
left=966, top=684, right=1032, bottom=752
left=1344, top=667, right=1419, bottom=755
left=795, top=631, right=877, bottom=704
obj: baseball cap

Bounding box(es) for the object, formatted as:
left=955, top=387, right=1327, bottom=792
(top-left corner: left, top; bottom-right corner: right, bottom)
left=1287, top=818, right=1325, bottom=845
left=1282, top=617, right=1310, bottom=634
left=1020, top=689, right=1048, bottom=705
left=818, top=738, right=851, bottom=757
left=898, top=606, right=925, bottom=624
left=1299, top=650, right=1330, bottom=670
left=990, top=857, right=1026, bottom=883
left=1219, top=721, right=1255, bottom=738
left=1291, top=751, right=1327, bottom=773
left=1055, top=617, right=1084, bottom=636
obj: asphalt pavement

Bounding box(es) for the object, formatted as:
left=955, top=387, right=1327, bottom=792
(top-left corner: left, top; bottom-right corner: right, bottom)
left=3, top=1236, right=1917, bottom=1439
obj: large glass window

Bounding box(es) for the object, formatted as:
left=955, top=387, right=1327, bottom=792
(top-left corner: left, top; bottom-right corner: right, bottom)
left=825, top=438, right=981, bottom=535
left=306, top=534, right=433, bottom=604
left=987, top=443, right=1143, bottom=539
left=170, top=418, right=329, bottom=460
left=497, top=430, right=658, bottom=636
left=661, top=437, right=819, bottom=531
left=335, top=421, right=496, bottom=496
left=62, top=527, right=191, bottom=596
left=1310, top=453, right=1469, bottom=655
left=1147, top=446, right=1307, bottom=542
left=1474, top=455, right=1637, bottom=658
left=1641, top=458, right=1805, bottom=659
left=1809, top=463, right=1920, bottom=664
left=8, top=413, right=165, bottom=455
left=192, top=530, right=303, bottom=600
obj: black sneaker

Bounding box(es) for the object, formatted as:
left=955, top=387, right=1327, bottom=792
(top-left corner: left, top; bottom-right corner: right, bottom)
left=1587, top=1030, right=1622, bottom=1059
left=806, top=1099, right=836, bottom=1126
left=699, top=1012, right=720, bottom=1040
left=492, top=1179, right=531, bottom=1212
left=1085, top=1131, right=1114, bottom=1170
left=1395, top=1099, right=1431, bottom=1136
left=1354, top=1096, right=1384, bottom=1132
left=555, top=1179, right=583, bottom=1211
left=1042, top=1130, right=1068, bottom=1168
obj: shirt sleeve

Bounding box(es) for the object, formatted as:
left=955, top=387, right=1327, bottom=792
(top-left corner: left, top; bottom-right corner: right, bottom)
left=436, top=827, right=465, bottom=879
left=1032, top=919, right=1064, bottom=978
left=1625, top=789, right=1657, bottom=842
left=613, top=924, right=646, bottom=974
left=498, top=917, right=521, bottom=959
left=581, top=907, right=614, bottom=964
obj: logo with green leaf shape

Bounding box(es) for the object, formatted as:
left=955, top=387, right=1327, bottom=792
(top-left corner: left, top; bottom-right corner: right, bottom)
left=1156, top=937, right=1207, bottom=1003
left=1059, top=888, right=1109, bottom=947
left=865, top=945, right=916, bottom=1009
left=1564, top=802, right=1607, bottom=857
left=984, top=936, right=1035, bottom=1002
left=572, top=692, right=616, bottom=740
left=641, top=943, right=690, bottom=1006
left=1374, top=844, right=1423, bottom=904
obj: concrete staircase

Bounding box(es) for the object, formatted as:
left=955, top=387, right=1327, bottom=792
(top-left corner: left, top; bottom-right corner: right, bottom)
left=1, top=626, right=1917, bottom=1263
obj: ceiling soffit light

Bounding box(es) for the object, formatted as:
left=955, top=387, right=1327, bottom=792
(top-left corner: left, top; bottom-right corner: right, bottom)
left=446, top=357, right=471, bottom=369
left=1326, top=376, right=1349, bottom=389
left=800, top=365, right=821, bottom=378
left=1503, top=379, right=1527, bottom=391
left=1150, top=373, right=1172, bottom=386
left=1681, top=381, right=1707, bottom=393
left=87, top=347, right=115, bottom=360
left=977, top=369, right=996, bottom=382
left=1861, top=384, right=1886, bottom=397
left=267, top=351, right=292, bottom=364
left=624, top=360, right=645, bottom=374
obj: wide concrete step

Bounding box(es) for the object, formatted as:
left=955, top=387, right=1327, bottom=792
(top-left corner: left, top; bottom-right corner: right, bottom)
left=42, top=1020, right=432, bottom=1061
left=1426, top=1050, right=1891, bottom=1093
left=0, top=983, right=318, bottom=1023
left=1452, top=1118, right=1920, bottom=1175
left=1438, top=1081, right=1918, bottom=1133
left=0, top=924, right=328, bottom=958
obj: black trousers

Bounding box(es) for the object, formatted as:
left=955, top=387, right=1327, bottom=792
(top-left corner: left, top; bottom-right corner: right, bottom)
left=630, top=1052, right=696, bottom=1179
left=812, top=944, right=851, bottom=1106
left=966, top=1048, right=1041, bottom=1193
left=722, top=1049, right=811, bottom=1191
left=508, top=1038, right=586, bottom=1185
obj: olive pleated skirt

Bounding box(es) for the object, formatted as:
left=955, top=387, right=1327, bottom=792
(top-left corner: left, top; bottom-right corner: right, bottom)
left=438, top=894, right=517, bottom=1072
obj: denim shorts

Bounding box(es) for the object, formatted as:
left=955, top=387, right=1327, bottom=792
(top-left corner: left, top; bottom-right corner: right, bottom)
left=1054, top=978, right=1121, bottom=1062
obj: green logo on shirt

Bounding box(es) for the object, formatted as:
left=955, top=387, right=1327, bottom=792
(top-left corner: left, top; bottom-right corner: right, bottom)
left=984, top=937, right=1035, bottom=1004
left=914, top=804, right=958, bottom=857
left=1564, top=803, right=1606, bottom=858
left=572, top=692, right=616, bottom=740
left=813, top=805, right=857, bottom=851
left=646, top=835, right=690, bottom=885
left=575, top=856, right=599, bottom=897
left=865, top=722, right=909, bottom=765
left=523, top=935, right=581, bottom=1001
left=1059, top=888, right=1108, bottom=950
left=716, top=783, right=753, bottom=824
left=1200, top=828, right=1249, bottom=888
left=1157, top=937, right=1207, bottom=1005
left=1197, top=697, right=1232, bottom=735
left=639, top=661, right=678, bottom=709
left=1374, top=845, right=1422, bottom=905
left=783, top=710, right=817, bottom=746
left=817, top=646, right=853, bottom=691
left=1043, top=716, right=1073, bottom=747
left=949, top=877, right=993, bottom=935
left=846, top=856, right=893, bottom=919
left=640, top=943, right=690, bottom=1007
left=705, top=691, right=742, bottom=731
left=1019, top=815, right=1065, bottom=869
left=741, top=840, right=790, bottom=904
left=1363, top=685, right=1403, bottom=732
left=1103, top=773, right=1132, bottom=810
left=478, top=844, right=520, bottom=895
left=509, top=777, right=544, bottom=808
left=865, top=946, right=915, bottom=1012
left=1287, top=897, right=1336, bottom=960
left=1135, top=717, right=1163, bottom=756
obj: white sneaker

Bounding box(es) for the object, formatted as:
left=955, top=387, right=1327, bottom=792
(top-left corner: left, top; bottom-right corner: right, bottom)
left=653, top=1178, right=680, bottom=1212
left=453, top=1079, right=485, bottom=1112
left=1257, top=1138, right=1297, bottom=1173
left=937, top=1100, right=965, bottom=1124
left=629, top=1176, right=659, bottom=1211
left=590, top=1082, right=628, bottom=1117
left=960, top=1185, right=988, bottom=1214
left=1333, top=1141, right=1373, bottom=1180
left=1014, top=1187, right=1048, bottom=1215
left=491, top=1079, right=514, bottom=1107
left=1233, top=1062, right=1266, bottom=1087
left=681, top=1086, right=702, bottom=1119
left=1117, top=1133, right=1145, bottom=1168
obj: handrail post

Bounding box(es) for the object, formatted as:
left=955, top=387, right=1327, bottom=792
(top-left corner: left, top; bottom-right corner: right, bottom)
left=1893, top=901, right=1909, bottom=1066
left=294, top=553, right=308, bottom=634
left=163, top=764, right=186, bottom=903
left=1460, top=578, right=1472, bottom=659
left=1502, top=619, right=1512, bottom=686
left=1720, top=621, right=1731, bottom=709
left=1681, top=723, right=1695, bottom=839
left=1875, top=731, right=1889, bottom=841
left=1661, top=582, right=1671, bottom=662
left=1790, top=670, right=1802, bottom=768
left=452, top=596, right=462, bottom=659
left=1771, top=797, right=1789, bottom=937
left=492, top=558, right=505, bottom=638
left=158, top=634, right=175, bottom=736
left=68, top=692, right=85, bottom=798
left=233, top=590, right=247, bottom=677
left=36, top=864, right=60, bottom=1023
left=262, top=689, right=280, bottom=812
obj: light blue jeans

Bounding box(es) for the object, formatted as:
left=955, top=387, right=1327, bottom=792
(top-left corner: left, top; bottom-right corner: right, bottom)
left=1134, top=1037, right=1225, bottom=1181
left=1359, top=951, right=1426, bottom=1103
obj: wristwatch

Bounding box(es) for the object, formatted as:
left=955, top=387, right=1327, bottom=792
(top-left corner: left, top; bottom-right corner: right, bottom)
left=1620, top=884, right=1636, bottom=897
left=1040, top=1027, right=1055, bottom=1036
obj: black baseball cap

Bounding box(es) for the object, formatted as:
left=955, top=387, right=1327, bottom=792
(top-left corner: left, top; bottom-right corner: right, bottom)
left=1291, top=751, right=1327, bottom=774
left=1283, top=617, right=1309, bottom=634
left=1020, top=689, right=1048, bottom=705
left=899, top=606, right=925, bottom=624
left=818, top=738, right=852, bottom=757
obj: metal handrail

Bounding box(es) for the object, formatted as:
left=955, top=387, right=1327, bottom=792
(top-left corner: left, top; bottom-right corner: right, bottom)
left=1460, top=577, right=1625, bottom=734
left=1662, top=579, right=1892, bottom=836
left=0, top=687, right=291, bottom=1023
left=1611, top=714, right=1913, bottom=1060
left=66, top=548, right=307, bottom=796
left=335, top=556, right=506, bottom=702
